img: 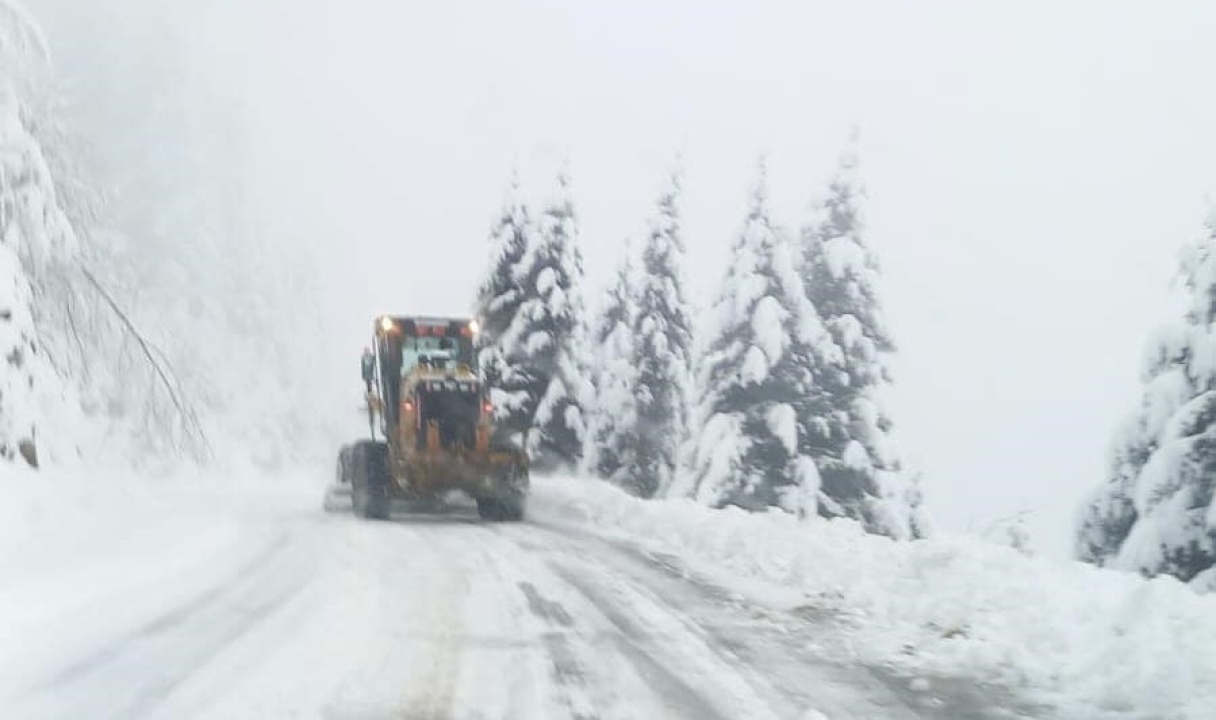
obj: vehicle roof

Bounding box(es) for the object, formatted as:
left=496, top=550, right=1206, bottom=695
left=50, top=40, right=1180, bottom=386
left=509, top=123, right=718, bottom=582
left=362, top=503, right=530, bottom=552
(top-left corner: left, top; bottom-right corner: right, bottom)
left=386, top=314, right=472, bottom=324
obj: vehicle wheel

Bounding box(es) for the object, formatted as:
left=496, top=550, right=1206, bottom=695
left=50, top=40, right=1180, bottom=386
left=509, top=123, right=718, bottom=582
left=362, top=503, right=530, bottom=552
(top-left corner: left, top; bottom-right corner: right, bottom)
left=478, top=495, right=525, bottom=522
left=352, top=441, right=390, bottom=520
left=476, top=498, right=502, bottom=521
left=499, top=462, right=528, bottom=522
left=500, top=494, right=526, bottom=522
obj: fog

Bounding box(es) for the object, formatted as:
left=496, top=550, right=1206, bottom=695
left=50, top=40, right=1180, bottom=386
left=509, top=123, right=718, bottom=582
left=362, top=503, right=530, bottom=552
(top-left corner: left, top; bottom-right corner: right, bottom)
left=26, top=0, right=1216, bottom=554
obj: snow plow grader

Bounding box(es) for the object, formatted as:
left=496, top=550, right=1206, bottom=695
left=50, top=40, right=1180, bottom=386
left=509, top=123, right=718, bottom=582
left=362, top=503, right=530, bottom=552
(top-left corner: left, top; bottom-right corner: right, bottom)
left=324, top=315, right=529, bottom=521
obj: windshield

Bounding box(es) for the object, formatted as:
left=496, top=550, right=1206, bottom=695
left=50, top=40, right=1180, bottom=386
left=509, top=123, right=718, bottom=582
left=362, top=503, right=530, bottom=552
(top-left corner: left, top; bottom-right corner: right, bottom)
left=401, top=336, right=469, bottom=374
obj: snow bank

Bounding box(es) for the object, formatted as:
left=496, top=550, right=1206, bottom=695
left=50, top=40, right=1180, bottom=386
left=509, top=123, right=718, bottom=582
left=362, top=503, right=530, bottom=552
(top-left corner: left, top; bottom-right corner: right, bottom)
left=533, top=477, right=1216, bottom=719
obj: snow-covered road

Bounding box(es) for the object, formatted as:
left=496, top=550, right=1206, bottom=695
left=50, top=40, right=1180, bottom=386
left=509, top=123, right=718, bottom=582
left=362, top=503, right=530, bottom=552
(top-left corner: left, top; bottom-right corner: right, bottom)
left=0, top=475, right=1037, bottom=720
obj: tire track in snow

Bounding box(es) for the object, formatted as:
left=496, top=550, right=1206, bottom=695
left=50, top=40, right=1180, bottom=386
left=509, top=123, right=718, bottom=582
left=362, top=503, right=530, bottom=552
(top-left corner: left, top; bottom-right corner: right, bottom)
left=469, top=524, right=617, bottom=720
left=521, top=519, right=1040, bottom=720
left=521, top=521, right=911, bottom=719
left=398, top=527, right=475, bottom=720
left=516, top=582, right=598, bottom=720
left=633, top=548, right=1042, bottom=719
left=546, top=564, right=738, bottom=720
left=488, top=525, right=765, bottom=720
left=9, top=530, right=316, bottom=720
left=114, top=575, right=314, bottom=720
left=441, top=524, right=580, bottom=720
left=35, top=531, right=294, bottom=691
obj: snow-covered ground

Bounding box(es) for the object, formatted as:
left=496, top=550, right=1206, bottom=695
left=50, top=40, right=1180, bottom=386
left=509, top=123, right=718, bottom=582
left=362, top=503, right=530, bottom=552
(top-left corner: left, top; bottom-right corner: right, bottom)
left=534, top=477, right=1216, bottom=720
left=2, top=467, right=1210, bottom=719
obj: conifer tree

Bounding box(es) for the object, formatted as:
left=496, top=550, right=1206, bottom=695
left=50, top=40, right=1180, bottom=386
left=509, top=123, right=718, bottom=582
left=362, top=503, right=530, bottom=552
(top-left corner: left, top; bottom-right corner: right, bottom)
left=685, top=163, right=835, bottom=513
left=0, top=74, right=75, bottom=467
left=1078, top=216, right=1216, bottom=588
left=474, top=173, right=537, bottom=443
left=508, top=170, right=589, bottom=471
left=800, top=144, right=922, bottom=538
left=627, top=170, right=694, bottom=497
left=584, top=247, right=638, bottom=485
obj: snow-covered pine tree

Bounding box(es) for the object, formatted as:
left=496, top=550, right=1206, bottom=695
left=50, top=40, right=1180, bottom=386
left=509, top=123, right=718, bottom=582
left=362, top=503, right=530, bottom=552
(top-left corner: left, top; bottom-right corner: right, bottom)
left=1078, top=217, right=1216, bottom=589
left=0, top=47, right=76, bottom=467
left=0, top=90, right=42, bottom=467
left=584, top=245, right=638, bottom=486
left=800, top=143, right=923, bottom=539
left=626, top=170, right=694, bottom=498
left=684, top=162, right=835, bottom=514
left=474, top=173, right=537, bottom=443
left=501, top=170, right=589, bottom=472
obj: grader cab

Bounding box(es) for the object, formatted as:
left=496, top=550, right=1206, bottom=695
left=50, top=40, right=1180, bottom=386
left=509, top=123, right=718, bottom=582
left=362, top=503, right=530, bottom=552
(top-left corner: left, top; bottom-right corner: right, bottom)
left=325, top=315, right=529, bottom=521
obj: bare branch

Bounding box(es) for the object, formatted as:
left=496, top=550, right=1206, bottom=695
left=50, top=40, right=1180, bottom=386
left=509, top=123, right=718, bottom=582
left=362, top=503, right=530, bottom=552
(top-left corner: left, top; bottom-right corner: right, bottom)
left=80, top=267, right=211, bottom=458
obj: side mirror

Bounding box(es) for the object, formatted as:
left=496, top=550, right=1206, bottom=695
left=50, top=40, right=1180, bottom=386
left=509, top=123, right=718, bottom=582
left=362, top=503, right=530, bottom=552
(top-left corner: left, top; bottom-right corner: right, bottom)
left=361, top=353, right=375, bottom=384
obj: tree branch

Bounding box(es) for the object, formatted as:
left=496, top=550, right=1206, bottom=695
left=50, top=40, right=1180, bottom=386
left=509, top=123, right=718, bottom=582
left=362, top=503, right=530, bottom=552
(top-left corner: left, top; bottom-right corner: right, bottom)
left=80, top=267, right=210, bottom=458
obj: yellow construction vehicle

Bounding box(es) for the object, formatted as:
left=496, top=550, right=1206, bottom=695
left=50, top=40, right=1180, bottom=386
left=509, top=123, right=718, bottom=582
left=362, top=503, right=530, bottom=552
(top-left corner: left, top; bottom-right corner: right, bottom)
left=325, top=315, right=529, bottom=521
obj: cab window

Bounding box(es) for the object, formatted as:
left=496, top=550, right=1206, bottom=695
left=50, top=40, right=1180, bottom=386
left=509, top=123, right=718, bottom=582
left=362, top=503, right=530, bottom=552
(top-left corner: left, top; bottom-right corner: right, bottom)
left=401, top=336, right=455, bottom=374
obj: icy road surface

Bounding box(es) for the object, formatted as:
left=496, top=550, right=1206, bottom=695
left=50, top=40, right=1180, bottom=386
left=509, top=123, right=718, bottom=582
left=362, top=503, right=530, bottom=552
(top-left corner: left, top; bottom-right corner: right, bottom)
left=0, top=475, right=1037, bottom=720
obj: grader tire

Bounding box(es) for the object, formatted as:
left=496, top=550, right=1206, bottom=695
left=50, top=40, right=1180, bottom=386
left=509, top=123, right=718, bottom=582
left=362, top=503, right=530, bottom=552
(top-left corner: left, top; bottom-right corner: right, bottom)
left=351, top=441, right=391, bottom=521
left=477, top=493, right=525, bottom=522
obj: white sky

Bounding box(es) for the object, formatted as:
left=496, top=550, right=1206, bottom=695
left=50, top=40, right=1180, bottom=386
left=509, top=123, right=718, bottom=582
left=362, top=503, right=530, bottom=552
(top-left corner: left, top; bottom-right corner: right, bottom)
left=36, top=0, right=1216, bottom=554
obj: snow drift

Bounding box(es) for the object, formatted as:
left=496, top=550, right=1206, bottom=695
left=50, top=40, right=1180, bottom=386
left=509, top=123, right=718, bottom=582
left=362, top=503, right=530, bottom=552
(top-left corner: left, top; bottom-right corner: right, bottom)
left=533, top=476, right=1216, bottom=719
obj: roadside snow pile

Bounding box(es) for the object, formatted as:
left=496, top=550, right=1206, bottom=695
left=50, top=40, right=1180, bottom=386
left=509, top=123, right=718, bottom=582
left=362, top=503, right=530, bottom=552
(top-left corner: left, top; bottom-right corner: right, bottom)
left=532, top=476, right=1216, bottom=719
